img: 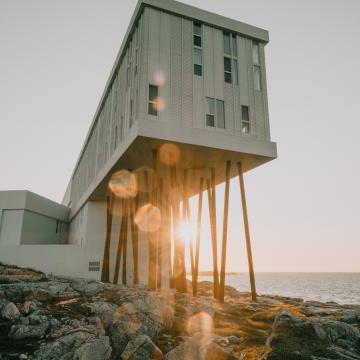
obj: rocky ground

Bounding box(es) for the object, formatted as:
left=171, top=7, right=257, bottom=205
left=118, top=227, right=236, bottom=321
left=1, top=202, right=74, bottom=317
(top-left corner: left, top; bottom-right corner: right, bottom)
left=0, top=264, right=360, bottom=360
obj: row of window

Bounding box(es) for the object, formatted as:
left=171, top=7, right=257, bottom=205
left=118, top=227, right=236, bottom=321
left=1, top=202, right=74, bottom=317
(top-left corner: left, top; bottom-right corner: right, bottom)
left=192, top=22, right=261, bottom=91
left=148, top=84, right=250, bottom=134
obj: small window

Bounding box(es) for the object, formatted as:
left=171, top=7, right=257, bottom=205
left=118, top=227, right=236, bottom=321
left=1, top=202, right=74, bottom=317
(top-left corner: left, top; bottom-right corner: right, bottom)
left=241, top=105, right=250, bottom=134
left=194, top=48, right=203, bottom=76
left=252, top=42, right=260, bottom=64
left=193, top=22, right=202, bottom=36
left=206, top=97, right=225, bottom=129
left=193, top=22, right=203, bottom=76
left=148, top=84, right=158, bottom=116
left=193, top=35, right=202, bottom=47
left=129, top=100, right=133, bottom=127
left=223, top=33, right=231, bottom=55
left=223, top=32, right=238, bottom=85
left=206, top=97, right=215, bottom=127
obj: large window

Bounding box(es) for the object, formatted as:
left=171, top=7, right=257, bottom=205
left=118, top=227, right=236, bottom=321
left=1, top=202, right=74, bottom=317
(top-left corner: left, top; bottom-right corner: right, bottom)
left=223, top=32, right=238, bottom=85
left=252, top=42, right=261, bottom=91
left=193, top=22, right=203, bottom=76
left=241, top=105, right=250, bottom=134
left=148, top=85, right=158, bottom=116
left=206, top=97, right=225, bottom=129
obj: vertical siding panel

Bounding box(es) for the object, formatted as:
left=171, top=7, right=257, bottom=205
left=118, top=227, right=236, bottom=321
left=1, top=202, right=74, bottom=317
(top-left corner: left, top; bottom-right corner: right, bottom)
left=260, top=44, right=271, bottom=140
left=203, top=26, right=214, bottom=98
left=182, top=18, right=193, bottom=127
left=245, top=39, right=256, bottom=136
left=139, top=8, right=149, bottom=120
left=159, top=12, right=171, bottom=123
left=213, top=29, right=224, bottom=102
left=171, top=15, right=182, bottom=124
left=238, top=36, right=249, bottom=107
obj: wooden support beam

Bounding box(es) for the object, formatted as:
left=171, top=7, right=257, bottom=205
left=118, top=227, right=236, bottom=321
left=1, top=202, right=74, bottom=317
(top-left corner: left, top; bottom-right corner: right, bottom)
left=147, top=149, right=158, bottom=290
left=237, top=162, right=257, bottom=301
left=122, top=199, right=128, bottom=285
left=206, top=176, right=219, bottom=299
left=130, top=196, right=139, bottom=284
left=157, top=178, right=164, bottom=290
left=219, top=161, right=231, bottom=302
left=166, top=194, right=173, bottom=288
left=170, top=161, right=187, bottom=293
left=114, top=199, right=125, bottom=284
left=101, top=190, right=115, bottom=282
left=193, top=177, right=204, bottom=296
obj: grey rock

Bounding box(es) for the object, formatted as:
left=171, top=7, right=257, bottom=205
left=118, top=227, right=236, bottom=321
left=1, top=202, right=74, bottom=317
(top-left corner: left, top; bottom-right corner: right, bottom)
left=8, top=321, right=50, bottom=340
left=73, top=336, right=112, bottom=360
left=121, top=335, right=163, bottom=360
left=165, top=333, right=233, bottom=360
left=86, top=302, right=117, bottom=327
left=1, top=302, right=20, bottom=321
left=32, top=330, right=95, bottom=360
left=70, top=280, right=105, bottom=297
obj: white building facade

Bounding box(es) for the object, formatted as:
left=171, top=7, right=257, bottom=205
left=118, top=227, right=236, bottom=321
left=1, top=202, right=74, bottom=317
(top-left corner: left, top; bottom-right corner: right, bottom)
left=0, top=0, right=277, bottom=292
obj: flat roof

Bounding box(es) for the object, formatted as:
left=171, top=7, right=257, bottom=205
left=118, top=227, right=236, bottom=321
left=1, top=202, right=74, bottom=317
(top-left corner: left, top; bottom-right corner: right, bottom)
left=66, top=0, right=269, bottom=200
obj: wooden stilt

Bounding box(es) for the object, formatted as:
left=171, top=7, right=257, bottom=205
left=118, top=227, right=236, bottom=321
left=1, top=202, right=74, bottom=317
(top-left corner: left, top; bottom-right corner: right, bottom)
left=130, top=196, right=139, bottom=285
left=101, top=190, right=115, bottom=282
left=219, top=161, right=231, bottom=302
left=183, top=170, right=195, bottom=292
left=157, top=178, right=164, bottom=290
left=147, top=149, right=158, bottom=290
left=114, top=199, right=125, bottom=284
left=122, top=199, right=128, bottom=285
left=206, top=175, right=219, bottom=299
left=170, top=161, right=186, bottom=292
left=193, top=177, right=204, bottom=296
left=166, top=194, right=173, bottom=288
left=237, top=162, right=257, bottom=301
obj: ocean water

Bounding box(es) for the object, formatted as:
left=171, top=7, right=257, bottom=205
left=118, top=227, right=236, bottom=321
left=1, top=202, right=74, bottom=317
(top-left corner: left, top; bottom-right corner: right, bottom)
left=198, top=273, right=360, bottom=305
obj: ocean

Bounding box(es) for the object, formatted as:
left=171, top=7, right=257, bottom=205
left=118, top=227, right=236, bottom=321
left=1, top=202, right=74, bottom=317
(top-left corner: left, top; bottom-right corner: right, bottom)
left=197, top=273, right=360, bottom=305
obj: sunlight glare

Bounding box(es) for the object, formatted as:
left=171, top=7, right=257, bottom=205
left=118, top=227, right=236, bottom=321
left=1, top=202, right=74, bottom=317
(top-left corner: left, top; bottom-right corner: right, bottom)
left=134, top=203, right=161, bottom=232
left=108, top=170, right=137, bottom=198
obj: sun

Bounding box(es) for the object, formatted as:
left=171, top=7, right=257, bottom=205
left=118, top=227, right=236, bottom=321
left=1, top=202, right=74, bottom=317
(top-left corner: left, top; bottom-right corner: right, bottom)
left=179, top=219, right=196, bottom=245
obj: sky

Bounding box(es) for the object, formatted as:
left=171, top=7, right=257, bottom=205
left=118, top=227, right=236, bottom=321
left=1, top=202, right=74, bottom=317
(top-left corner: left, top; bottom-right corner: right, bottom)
left=0, top=0, right=359, bottom=272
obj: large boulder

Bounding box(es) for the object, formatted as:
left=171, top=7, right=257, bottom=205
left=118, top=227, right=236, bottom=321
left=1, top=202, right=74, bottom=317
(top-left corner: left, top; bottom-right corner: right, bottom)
left=1, top=302, right=20, bottom=321
left=73, top=336, right=112, bottom=360
left=121, top=335, right=163, bottom=360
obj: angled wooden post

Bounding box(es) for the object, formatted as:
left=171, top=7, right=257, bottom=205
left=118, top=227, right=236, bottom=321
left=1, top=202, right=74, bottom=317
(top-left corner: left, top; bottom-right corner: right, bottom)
left=114, top=199, right=125, bottom=284
left=193, top=176, right=204, bottom=296
left=206, top=175, right=219, bottom=299
left=101, top=190, right=115, bottom=282
left=157, top=178, right=164, bottom=290
left=219, top=161, right=231, bottom=302
left=183, top=169, right=195, bottom=292
left=165, top=193, right=173, bottom=288
left=147, top=149, right=158, bottom=290
left=170, top=158, right=187, bottom=292
left=237, top=161, right=257, bottom=301
left=122, top=199, right=128, bottom=285
left=130, top=196, right=139, bottom=284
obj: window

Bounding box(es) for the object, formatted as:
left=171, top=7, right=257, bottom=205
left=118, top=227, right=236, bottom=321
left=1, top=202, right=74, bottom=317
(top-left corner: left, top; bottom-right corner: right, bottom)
left=223, top=32, right=238, bottom=84
left=194, top=48, right=203, bottom=76
left=148, top=84, right=158, bottom=115
left=129, top=100, right=133, bottom=128
left=252, top=42, right=261, bottom=91
left=206, top=97, right=225, bottom=129
left=193, top=22, right=203, bottom=76
left=241, top=105, right=250, bottom=134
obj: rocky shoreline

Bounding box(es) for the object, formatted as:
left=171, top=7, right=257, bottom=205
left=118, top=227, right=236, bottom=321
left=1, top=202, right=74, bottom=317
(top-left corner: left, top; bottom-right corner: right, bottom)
left=0, top=264, right=360, bottom=359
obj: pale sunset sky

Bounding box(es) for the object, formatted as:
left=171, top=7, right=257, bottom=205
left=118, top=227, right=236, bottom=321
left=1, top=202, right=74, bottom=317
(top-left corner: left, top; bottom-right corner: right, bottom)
left=0, top=0, right=359, bottom=272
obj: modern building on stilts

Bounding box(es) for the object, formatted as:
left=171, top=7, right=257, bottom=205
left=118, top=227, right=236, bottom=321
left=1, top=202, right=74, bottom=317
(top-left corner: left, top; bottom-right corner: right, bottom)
left=0, top=0, right=277, bottom=301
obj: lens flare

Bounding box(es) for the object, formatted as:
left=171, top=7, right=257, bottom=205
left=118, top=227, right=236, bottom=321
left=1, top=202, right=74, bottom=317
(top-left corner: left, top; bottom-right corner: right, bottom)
left=108, top=170, right=137, bottom=198
left=134, top=203, right=161, bottom=232
left=159, top=143, right=181, bottom=166
left=187, top=311, right=213, bottom=337
left=153, top=70, right=166, bottom=86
